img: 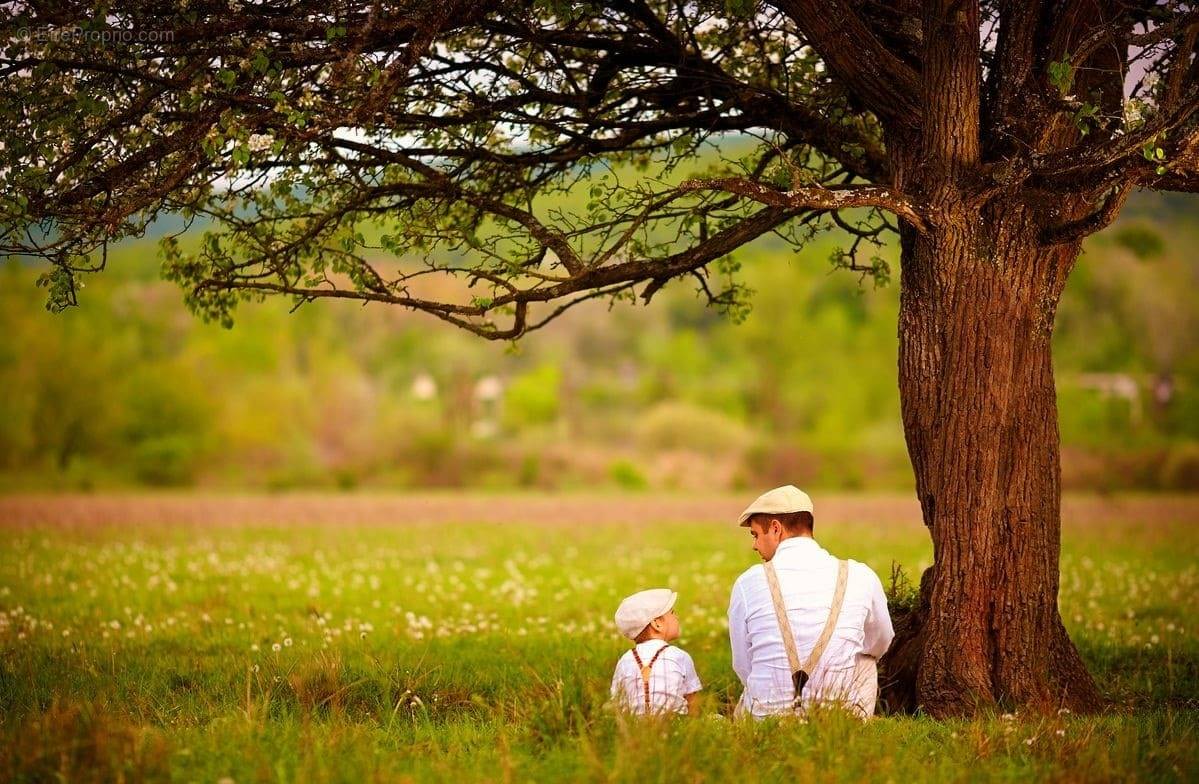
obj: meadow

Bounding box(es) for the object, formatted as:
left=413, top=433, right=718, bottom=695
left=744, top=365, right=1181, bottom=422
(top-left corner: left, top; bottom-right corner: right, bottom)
left=0, top=494, right=1195, bottom=782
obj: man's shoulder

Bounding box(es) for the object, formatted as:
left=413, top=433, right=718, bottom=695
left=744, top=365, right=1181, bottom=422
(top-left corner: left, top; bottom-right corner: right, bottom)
left=844, top=558, right=887, bottom=592
left=733, top=562, right=765, bottom=590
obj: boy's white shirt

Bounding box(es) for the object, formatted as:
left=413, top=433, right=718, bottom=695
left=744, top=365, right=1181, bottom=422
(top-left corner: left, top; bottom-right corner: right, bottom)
left=727, top=536, right=894, bottom=717
left=609, top=640, right=702, bottom=714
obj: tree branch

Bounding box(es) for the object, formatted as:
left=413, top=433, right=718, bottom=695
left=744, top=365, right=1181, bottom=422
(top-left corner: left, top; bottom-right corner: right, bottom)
left=1039, top=180, right=1134, bottom=245
left=769, top=0, right=921, bottom=129
left=677, top=177, right=931, bottom=232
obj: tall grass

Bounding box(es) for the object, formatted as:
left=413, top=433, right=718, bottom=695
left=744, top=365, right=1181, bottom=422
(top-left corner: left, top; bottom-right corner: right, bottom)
left=1, top=514, right=1195, bottom=781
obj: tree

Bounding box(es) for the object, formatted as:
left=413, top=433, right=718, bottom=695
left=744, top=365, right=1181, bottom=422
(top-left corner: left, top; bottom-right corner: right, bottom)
left=2, top=0, right=1196, bottom=716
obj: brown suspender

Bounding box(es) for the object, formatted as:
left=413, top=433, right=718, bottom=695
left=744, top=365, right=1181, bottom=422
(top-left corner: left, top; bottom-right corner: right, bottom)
left=631, top=643, right=670, bottom=712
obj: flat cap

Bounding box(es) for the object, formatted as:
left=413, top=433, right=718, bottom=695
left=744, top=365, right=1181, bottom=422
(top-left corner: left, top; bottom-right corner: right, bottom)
left=614, top=588, right=677, bottom=640
left=737, top=485, right=814, bottom=526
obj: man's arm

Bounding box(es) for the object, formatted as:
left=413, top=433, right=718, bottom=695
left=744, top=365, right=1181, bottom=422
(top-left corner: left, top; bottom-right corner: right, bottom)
left=862, top=567, right=895, bottom=659
left=728, top=577, right=751, bottom=686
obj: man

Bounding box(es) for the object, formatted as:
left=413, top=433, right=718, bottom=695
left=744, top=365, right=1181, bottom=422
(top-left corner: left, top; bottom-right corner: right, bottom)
left=727, top=485, right=894, bottom=718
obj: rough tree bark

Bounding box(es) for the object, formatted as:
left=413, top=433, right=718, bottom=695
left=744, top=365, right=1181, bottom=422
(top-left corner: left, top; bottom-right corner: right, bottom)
left=872, top=0, right=1109, bottom=717
left=880, top=198, right=1105, bottom=716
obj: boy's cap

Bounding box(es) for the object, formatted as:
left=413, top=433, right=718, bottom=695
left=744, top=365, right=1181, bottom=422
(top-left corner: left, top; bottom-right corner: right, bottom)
left=738, top=485, right=814, bottom=526
left=614, top=588, right=677, bottom=640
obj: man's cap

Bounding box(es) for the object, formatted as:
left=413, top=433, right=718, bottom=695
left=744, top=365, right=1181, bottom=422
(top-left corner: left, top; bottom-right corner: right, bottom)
left=738, top=485, right=814, bottom=526
left=614, top=588, right=677, bottom=640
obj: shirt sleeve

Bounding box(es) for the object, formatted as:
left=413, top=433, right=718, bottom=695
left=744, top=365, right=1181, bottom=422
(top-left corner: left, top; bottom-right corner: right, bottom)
left=678, top=650, right=703, bottom=694
left=861, top=566, right=895, bottom=659
left=728, top=575, right=751, bottom=687
left=610, top=658, right=623, bottom=700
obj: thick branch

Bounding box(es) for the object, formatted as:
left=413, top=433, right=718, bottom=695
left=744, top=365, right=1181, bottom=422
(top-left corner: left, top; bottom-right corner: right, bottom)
left=921, top=0, right=982, bottom=178
left=1039, top=180, right=1133, bottom=245
left=677, top=177, right=931, bottom=231
left=770, top=0, right=921, bottom=129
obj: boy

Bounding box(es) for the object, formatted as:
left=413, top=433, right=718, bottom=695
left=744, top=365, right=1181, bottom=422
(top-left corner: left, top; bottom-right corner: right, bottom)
left=610, top=588, right=702, bottom=715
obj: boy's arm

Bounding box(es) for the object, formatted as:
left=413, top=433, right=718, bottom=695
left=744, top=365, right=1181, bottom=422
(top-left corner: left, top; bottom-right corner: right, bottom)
left=680, top=651, right=703, bottom=715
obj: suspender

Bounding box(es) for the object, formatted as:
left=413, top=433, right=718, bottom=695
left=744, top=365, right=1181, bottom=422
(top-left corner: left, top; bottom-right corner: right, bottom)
left=763, top=558, right=849, bottom=710
left=630, top=643, right=670, bottom=712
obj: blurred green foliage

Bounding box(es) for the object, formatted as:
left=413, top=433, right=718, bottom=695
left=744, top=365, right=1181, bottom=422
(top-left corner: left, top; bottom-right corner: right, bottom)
left=503, top=364, right=562, bottom=430
left=0, top=193, right=1196, bottom=492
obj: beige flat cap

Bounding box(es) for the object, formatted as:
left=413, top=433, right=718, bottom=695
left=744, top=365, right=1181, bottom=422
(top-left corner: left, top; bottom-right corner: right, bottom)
left=614, top=588, right=677, bottom=640
left=738, top=485, right=814, bottom=526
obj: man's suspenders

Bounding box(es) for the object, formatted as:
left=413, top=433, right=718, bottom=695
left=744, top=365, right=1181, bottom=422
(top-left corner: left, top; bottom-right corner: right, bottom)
left=631, top=643, right=670, bottom=712
left=763, top=558, right=849, bottom=710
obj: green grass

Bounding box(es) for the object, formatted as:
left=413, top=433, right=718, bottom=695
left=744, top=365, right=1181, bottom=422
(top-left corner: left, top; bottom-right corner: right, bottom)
left=0, top=511, right=1196, bottom=782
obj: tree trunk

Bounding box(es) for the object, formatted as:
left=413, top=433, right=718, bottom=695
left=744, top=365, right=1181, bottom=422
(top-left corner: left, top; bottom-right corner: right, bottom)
left=880, top=202, right=1105, bottom=717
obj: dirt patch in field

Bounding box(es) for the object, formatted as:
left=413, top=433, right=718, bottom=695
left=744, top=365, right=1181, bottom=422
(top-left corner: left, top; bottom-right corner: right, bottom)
left=0, top=492, right=1194, bottom=535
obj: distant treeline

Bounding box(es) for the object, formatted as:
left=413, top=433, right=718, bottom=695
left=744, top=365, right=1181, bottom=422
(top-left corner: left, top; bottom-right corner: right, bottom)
left=1, top=193, right=1196, bottom=492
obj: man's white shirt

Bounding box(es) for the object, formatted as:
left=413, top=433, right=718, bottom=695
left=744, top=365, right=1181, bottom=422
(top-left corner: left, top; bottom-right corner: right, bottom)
left=727, top=536, right=894, bottom=717
left=610, top=640, right=702, bottom=714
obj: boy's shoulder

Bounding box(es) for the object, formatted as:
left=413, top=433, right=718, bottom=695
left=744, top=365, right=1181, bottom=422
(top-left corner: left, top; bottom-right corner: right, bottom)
left=620, top=643, right=693, bottom=666
left=651, top=643, right=696, bottom=673
left=613, top=648, right=636, bottom=666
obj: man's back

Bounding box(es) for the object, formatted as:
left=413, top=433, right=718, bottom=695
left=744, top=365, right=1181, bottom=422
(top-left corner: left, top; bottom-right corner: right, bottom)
left=728, top=536, right=894, bottom=717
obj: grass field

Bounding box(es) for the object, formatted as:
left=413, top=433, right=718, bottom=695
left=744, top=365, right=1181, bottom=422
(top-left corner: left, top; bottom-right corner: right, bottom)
left=1, top=494, right=1196, bottom=782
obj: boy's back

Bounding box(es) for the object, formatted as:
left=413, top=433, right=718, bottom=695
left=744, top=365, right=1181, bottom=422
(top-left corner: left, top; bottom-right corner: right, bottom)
left=610, top=640, right=702, bottom=715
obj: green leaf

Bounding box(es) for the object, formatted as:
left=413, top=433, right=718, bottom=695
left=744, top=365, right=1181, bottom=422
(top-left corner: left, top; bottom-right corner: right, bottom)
left=1048, top=59, right=1075, bottom=96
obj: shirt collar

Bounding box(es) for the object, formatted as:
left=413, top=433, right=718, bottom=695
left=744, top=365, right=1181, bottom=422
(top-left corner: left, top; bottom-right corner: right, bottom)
left=775, top=536, right=823, bottom=556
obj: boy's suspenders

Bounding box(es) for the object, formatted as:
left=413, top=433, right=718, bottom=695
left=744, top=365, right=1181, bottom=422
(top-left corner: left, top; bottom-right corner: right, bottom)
left=763, top=558, right=849, bottom=711
left=631, top=643, right=670, bottom=712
